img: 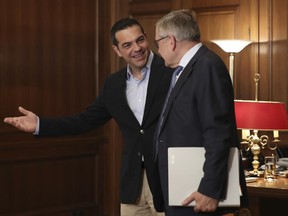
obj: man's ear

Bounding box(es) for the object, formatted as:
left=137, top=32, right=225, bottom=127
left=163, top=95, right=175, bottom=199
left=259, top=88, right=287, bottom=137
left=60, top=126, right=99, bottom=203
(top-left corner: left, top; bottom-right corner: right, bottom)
left=112, top=45, right=122, bottom=57
left=170, top=35, right=177, bottom=51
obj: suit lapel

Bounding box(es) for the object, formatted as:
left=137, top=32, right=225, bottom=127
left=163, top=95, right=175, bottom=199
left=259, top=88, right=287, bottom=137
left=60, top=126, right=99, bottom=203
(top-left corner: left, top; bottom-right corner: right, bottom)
left=161, top=45, right=208, bottom=128
left=116, top=69, right=141, bottom=126
left=142, top=54, right=166, bottom=125
left=116, top=55, right=165, bottom=127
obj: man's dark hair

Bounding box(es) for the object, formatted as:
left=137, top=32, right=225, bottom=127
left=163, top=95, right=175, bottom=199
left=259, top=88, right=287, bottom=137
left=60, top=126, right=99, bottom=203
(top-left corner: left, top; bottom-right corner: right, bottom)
left=110, top=18, right=145, bottom=46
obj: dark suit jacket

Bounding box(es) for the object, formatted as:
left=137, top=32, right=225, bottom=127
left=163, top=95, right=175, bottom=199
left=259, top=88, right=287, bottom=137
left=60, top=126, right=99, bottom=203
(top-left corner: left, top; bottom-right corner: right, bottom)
left=38, top=53, right=173, bottom=204
left=154, top=45, right=248, bottom=213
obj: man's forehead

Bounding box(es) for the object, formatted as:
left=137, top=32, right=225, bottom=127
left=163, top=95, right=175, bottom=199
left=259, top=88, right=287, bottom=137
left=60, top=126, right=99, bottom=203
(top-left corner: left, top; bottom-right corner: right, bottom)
left=116, top=26, right=144, bottom=43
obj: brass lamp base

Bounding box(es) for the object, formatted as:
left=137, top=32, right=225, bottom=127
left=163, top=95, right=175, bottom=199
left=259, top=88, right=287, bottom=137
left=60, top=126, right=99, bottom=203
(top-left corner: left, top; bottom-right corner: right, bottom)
left=242, top=130, right=277, bottom=175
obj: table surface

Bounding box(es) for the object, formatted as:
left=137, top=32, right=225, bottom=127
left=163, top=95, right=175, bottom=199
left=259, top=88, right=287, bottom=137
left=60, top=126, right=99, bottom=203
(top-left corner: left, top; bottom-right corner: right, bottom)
left=246, top=177, right=288, bottom=216
left=246, top=177, right=288, bottom=190
left=246, top=176, right=288, bottom=200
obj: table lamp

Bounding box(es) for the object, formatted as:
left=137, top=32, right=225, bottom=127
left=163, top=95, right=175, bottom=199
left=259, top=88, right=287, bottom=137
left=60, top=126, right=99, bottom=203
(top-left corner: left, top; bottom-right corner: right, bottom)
left=234, top=72, right=288, bottom=175
left=211, top=39, right=253, bottom=84
left=234, top=100, right=288, bottom=175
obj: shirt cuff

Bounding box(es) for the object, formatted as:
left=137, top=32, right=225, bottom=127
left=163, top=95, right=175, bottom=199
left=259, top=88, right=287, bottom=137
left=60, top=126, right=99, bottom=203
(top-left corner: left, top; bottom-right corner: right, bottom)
left=33, top=116, right=40, bottom=135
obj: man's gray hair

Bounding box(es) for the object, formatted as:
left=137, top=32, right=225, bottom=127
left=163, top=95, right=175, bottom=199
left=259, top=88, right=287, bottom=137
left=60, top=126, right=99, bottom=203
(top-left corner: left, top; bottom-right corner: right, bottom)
left=155, top=9, right=201, bottom=42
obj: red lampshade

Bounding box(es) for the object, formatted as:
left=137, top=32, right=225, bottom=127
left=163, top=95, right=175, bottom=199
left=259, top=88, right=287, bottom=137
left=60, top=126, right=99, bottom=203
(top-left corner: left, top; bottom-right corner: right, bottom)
left=234, top=100, right=288, bottom=131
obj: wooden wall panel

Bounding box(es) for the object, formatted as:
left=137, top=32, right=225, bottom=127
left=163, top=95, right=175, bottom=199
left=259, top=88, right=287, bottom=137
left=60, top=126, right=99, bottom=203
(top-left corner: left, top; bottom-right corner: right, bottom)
left=0, top=0, right=107, bottom=146
left=196, top=9, right=236, bottom=40
left=186, top=1, right=255, bottom=100
left=185, top=0, right=240, bottom=8
left=270, top=0, right=288, bottom=144
left=257, top=0, right=271, bottom=101
left=183, top=0, right=288, bottom=109
left=0, top=0, right=107, bottom=215
left=0, top=2, right=98, bottom=141
left=271, top=0, right=288, bottom=105
left=192, top=6, right=240, bottom=91
left=0, top=137, right=102, bottom=216
left=0, top=0, right=97, bottom=134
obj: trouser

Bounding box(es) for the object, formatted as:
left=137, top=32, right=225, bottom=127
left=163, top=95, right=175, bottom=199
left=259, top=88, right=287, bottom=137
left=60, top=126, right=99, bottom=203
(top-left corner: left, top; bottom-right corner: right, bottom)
left=121, top=169, right=165, bottom=216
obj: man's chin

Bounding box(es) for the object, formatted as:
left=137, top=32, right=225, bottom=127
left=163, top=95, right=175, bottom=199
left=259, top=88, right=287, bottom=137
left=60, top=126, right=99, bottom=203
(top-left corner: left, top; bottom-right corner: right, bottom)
left=135, top=59, right=148, bottom=68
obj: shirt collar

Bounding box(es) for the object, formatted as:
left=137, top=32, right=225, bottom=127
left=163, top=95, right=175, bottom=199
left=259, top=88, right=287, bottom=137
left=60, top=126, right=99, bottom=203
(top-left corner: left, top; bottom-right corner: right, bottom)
left=179, top=42, right=202, bottom=68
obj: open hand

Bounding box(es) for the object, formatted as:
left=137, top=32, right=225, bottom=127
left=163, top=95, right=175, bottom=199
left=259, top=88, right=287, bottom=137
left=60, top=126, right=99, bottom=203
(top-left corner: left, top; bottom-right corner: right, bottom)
left=4, top=106, right=38, bottom=133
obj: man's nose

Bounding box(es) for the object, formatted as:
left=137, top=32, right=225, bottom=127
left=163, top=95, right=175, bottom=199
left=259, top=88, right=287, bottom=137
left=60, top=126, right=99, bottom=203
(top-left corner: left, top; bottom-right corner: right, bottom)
left=132, top=42, right=141, bottom=50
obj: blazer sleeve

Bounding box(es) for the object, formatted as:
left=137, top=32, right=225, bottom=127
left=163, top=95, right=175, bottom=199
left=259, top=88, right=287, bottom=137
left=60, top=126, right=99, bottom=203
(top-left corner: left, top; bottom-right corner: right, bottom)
left=38, top=78, right=113, bottom=137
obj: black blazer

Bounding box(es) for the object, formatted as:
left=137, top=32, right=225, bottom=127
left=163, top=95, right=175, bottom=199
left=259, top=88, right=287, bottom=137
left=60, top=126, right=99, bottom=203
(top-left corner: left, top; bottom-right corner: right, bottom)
left=154, top=45, right=248, bottom=213
left=38, top=53, right=173, bottom=204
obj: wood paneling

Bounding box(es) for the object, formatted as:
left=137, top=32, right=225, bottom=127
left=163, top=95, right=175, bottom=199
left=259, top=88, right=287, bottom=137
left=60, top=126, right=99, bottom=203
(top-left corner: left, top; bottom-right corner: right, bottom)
left=0, top=137, right=103, bottom=216
left=193, top=5, right=241, bottom=92
left=271, top=0, right=288, bottom=105
left=196, top=8, right=237, bottom=40
left=130, top=0, right=171, bottom=16
left=185, top=0, right=240, bottom=8
left=0, top=0, right=97, bottom=128
left=187, top=1, right=254, bottom=100
left=0, top=0, right=107, bottom=215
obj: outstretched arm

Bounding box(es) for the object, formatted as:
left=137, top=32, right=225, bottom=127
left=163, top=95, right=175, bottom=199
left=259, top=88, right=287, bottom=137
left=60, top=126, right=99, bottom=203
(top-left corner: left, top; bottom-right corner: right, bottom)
left=4, top=106, right=38, bottom=133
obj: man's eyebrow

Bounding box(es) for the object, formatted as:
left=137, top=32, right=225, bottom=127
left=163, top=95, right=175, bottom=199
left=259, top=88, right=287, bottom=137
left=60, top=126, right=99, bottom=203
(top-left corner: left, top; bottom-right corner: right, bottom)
left=137, top=35, right=145, bottom=40
left=121, top=41, right=132, bottom=47
left=121, top=35, right=145, bottom=46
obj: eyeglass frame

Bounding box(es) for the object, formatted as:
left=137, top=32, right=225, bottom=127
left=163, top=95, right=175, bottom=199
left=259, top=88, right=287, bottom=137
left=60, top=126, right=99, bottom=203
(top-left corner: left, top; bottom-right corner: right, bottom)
left=154, top=36, right=168, bottom=48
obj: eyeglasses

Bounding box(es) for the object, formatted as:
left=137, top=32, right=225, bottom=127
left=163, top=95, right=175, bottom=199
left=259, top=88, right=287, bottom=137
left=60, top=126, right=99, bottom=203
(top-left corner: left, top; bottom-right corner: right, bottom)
left=154, top=36, right=168, bottom=48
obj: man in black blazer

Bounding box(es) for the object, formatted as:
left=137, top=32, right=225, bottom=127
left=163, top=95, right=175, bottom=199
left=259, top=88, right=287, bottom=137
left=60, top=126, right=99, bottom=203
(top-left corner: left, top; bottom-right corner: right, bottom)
left=4, top=18, right=172, bottom=216
left=153, top=9, right=248, bottom=216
